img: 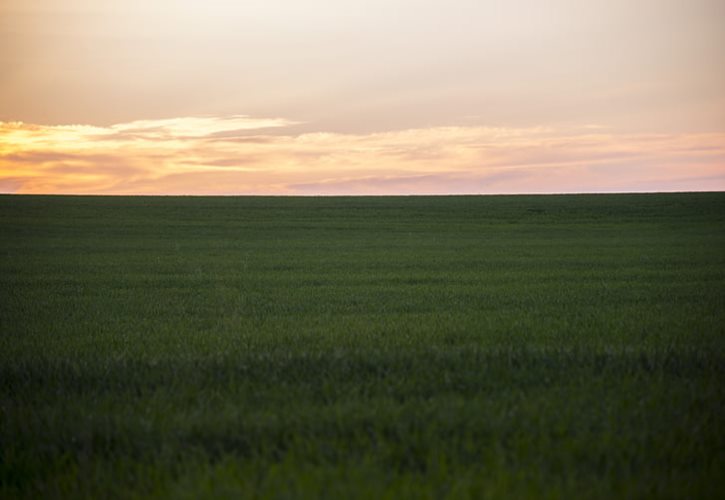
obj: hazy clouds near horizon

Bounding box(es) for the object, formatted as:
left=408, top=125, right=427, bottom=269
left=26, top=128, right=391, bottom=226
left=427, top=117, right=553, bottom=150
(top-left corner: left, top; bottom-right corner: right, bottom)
left=2, top=0, right=723, bottom=133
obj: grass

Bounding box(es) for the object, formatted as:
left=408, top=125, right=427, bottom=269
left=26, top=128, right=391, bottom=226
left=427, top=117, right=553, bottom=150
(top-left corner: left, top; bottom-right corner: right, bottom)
left=1, top=192, right=724, bottom=498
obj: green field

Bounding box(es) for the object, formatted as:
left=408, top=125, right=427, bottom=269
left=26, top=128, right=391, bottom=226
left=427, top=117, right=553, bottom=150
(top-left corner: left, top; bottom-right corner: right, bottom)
left=1, top=193, right=724, bottom=498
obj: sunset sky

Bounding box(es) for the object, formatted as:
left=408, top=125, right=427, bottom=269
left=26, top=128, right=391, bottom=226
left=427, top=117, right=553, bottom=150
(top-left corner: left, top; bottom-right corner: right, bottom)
left=1, top=0, right=724, bottom=195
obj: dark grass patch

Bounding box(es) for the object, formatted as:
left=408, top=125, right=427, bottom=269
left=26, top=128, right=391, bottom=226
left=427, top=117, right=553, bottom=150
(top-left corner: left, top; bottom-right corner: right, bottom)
left=1, top=193, right=724, bottom=498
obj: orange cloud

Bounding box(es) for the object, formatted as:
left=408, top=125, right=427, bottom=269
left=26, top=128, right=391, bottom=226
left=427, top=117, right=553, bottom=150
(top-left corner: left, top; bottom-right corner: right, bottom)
left=1, top=116, right=724, bottom=195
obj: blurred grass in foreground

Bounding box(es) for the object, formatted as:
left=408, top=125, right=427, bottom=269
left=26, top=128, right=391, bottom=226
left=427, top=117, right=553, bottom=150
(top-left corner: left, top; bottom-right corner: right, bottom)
left=1, top=193, right=724, bottom=498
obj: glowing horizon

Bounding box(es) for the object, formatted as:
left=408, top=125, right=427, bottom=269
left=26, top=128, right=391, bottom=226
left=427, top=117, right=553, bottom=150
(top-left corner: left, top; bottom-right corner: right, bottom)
left=2, top=116, right=724, bottom=195
left=1, top=1, right=724, bottom=195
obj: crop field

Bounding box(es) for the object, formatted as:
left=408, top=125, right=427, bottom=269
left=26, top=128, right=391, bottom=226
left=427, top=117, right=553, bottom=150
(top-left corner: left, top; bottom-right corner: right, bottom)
left=1, top=193, right=724, bottom=498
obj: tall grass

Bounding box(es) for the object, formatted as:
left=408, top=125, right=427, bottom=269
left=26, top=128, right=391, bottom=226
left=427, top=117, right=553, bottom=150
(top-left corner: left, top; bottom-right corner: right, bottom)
left=1, top=193, right=724, bottom=498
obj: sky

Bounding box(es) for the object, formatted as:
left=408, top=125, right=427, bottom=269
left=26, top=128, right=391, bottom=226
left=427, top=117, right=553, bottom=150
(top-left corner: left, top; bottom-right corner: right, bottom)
left=1, top=0, right=724, bottom=195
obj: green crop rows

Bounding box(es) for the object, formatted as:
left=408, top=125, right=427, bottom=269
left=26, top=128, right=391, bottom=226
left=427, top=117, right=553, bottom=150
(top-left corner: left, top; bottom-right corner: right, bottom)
left=1, top=193, right=724, bottom=498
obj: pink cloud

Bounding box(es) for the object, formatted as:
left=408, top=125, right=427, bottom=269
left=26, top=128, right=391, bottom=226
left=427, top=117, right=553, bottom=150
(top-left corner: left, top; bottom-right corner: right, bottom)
left=1, top=117, right=724, bottom=195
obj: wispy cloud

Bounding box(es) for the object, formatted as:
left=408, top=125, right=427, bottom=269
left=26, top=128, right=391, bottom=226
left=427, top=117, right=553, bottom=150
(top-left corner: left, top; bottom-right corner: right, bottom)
left=1, top=116, right=724, bottom=195
left=107, top=116, right=296, bottom=140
